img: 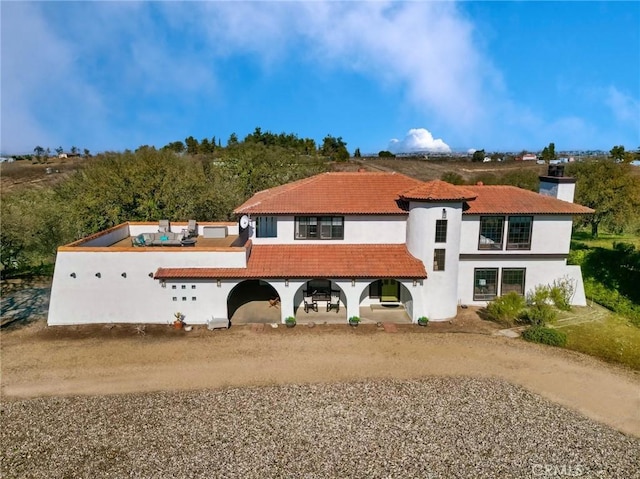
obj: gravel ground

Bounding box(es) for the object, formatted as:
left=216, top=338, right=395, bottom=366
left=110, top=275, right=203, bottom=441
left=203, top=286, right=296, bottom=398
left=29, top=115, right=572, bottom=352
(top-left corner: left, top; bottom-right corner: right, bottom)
left=1, top=377, right=638, bottom=479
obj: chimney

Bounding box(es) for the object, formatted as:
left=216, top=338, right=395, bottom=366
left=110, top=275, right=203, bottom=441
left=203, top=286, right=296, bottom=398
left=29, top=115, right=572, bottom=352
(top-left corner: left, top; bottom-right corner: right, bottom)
left=539, top=165, right=576, bottom=203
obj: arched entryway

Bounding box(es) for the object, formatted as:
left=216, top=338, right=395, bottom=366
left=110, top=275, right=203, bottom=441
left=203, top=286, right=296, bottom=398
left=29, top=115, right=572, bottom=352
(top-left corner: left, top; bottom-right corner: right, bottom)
left=293, top=279, right=347, bottom=323
left=358, top=279, right=413, bottom=323
left=227, top=280, right=281, bottom=324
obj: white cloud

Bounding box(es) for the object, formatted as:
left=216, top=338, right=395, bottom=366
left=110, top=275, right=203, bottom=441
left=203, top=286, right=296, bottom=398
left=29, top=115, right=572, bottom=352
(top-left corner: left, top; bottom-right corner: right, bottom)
left=605, top=86, right=640, bottom=126
left=388, top=128, right=451, bottom=153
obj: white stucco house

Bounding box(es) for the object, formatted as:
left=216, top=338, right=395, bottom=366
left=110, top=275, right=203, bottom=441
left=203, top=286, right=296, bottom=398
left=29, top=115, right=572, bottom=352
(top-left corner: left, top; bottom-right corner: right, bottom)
left=47, top=167, right=593, bottom=326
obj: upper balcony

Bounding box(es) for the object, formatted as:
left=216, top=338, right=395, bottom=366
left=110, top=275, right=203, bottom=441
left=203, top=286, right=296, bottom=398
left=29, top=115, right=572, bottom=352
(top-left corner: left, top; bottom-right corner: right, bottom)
left=59, top=221, right=249, bottom=251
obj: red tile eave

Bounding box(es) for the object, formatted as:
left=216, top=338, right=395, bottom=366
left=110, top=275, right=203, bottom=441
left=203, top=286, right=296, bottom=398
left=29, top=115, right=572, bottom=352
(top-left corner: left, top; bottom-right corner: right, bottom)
left=234, top=172, right=423, bottom=215
left=461, top=185, right=594, bottom=215
left=155, top=244, right=428, bottom=280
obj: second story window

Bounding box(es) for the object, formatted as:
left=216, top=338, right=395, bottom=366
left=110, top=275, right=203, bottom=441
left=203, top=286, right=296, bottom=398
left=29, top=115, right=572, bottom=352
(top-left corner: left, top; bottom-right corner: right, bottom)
left=507, top=216, right=533, bottom=250
left=478, top=216, right=504, bottom=250
left=295, top=216, right=344, bottom=240
left=435, top=219, right=447, bottom=243
left=256, top=216, right=277, bottom=238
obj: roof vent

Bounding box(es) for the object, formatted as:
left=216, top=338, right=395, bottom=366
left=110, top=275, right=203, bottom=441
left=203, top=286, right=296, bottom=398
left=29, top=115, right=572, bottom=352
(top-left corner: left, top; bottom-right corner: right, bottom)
left=476, top=181, right=483, bottom=186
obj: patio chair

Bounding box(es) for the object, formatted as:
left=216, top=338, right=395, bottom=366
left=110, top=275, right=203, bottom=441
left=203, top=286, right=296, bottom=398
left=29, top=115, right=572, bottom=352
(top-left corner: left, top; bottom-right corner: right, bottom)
left=327, top=294, right=340, bottom=313
left=186, top=219, right=197, bottom=238
left=158, top=219, right=170, bottom=233
left=303, top=296, right=318, bottom=313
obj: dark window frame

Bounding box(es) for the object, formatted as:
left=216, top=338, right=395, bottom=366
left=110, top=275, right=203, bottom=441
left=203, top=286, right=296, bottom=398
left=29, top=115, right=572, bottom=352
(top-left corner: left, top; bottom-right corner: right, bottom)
left=501, top=268, right=526, bottom=296
left=473, top=268, right=499, bottom=301
left=295, top=216, right=344, bottom=240
left=433, top=249, right=446, bottom=271
left=435, top=219, right=448, bottom=243
left=506, top=216, right=533, bottom=250
left=478, top=216, right=505, bottom=250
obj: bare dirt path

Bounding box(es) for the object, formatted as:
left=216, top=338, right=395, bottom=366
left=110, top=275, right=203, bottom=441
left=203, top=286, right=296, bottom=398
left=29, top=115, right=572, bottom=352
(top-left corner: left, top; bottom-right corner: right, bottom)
left=2, top=321, right=638, bottom=437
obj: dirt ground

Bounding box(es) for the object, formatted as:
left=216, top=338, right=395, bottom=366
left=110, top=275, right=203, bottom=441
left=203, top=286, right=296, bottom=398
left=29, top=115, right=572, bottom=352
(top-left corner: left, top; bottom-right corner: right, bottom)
left=2, top=315, right=639, bottom=438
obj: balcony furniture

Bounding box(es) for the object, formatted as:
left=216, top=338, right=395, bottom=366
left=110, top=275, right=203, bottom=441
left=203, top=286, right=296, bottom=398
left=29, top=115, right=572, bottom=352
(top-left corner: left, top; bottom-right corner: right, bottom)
left=158, top=219, right=170, bottom=233
left=134, top=232, right=184, bottom=247
left=186, top=219, right=197, bottom=238
left=327, top=294, right=340, bottom=313
left=180, top=238, right=197, bottom=247
left=303, top=296, right=318, bottom=313
left=203, top=225, right=228, bottom=238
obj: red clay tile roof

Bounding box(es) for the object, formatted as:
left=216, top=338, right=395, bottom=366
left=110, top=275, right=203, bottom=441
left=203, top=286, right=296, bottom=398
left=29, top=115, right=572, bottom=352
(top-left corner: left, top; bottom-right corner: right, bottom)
left=401, top=180, right=477, bottom=202
left=154, top=244, right=427, bottom=279
left=234, top=172, right=594, bottom=216
left=462, top=185, right=594, bottom=215
left=234, top=172, right=424, bottom=215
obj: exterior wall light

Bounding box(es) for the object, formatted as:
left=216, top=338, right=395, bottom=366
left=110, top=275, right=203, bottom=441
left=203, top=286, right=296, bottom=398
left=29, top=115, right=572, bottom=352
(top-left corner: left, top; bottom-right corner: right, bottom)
left=121, top=272, right=127, bottom=278
left=148, top=272, right=154, bottom=278
left=70, top=272, right=76, bottom=278
left=351, top=279, right=356, bottom=287
left=95, top=272, right=101, bottom=278
left=285, top=279, right=289, bottom=287
left=413, top=279, right=417, bottom=287
left=161, top=280, right=166, bottom=288
left=217, top=279, right=221, bottom=287
left=442, top=208, right=447, bottom=220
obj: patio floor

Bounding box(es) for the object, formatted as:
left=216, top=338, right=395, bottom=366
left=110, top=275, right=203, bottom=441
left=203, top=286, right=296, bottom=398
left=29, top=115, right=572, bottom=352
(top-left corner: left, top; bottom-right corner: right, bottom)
left=230, top=301, right=411, bottom=325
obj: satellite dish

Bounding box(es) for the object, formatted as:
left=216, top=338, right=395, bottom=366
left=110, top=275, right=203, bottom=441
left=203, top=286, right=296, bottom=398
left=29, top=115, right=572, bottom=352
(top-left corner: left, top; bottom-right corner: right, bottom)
left=239, top=215, right=250, bottom=229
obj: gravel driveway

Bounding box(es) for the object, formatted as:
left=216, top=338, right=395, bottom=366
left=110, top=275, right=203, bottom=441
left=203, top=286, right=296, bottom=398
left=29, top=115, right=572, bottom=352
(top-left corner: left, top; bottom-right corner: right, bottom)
left=2, top=377, right=638, bottom=479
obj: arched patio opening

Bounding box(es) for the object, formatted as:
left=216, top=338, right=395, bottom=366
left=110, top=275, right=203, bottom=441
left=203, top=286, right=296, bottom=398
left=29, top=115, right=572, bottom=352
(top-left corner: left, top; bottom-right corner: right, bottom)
left=358, top=279, right=414, bottom=323
left=293, top=278, right=347, bottom=323
left=227, top=279, right=280, bottom=324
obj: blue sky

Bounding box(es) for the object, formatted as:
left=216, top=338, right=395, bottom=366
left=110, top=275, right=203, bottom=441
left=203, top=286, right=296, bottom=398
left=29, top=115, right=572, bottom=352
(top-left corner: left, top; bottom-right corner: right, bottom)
left=1, top=1, right=638, bottom=155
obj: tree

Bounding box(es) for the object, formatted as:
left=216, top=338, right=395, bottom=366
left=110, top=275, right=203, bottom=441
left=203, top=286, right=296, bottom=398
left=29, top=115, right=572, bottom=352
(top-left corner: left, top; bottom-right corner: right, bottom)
left=566, top=160, right=640, bottom=238
left=227, top=133, right=239, bottom=147
left=354, top=148, right=361, bottom=158
left=610, top=145, right=625, bottom=162
left=541, top=142, right=557, bottom=163
left=185, top=136, right=199, bottom=155
left=199, top=138, right=213, bottom=154
left=162, top=141, right=185, bottom=153
left=320, top=135, right=349, bottom=161
left=83, top=148, right=91, bottom=158
left=378, top=150, right=395, bottom=158
left=471, top=149, right=485, bottom=162
left=55, top=146, right=64, bottom=156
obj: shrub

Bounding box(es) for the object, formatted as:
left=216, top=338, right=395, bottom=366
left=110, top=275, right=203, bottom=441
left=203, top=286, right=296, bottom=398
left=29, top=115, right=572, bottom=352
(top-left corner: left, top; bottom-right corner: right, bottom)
left=486, top=292, right=526, bottom=326
left=522, top=326, right=567, bottom=347
left=549, top=276, right=575, bottom=311
left=417, top=316, right=429, bottom=326
left=520, top=303, right=557, bottom=326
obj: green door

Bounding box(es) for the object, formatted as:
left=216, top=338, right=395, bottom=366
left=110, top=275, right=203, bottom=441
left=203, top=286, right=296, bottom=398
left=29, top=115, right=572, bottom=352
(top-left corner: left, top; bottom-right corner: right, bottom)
left=381, top=279, right=399, bottom=302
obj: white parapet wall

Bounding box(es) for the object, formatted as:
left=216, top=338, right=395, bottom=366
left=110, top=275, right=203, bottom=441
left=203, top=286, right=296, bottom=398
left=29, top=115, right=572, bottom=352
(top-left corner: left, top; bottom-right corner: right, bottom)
left=48, top=246, right=248, bottom=325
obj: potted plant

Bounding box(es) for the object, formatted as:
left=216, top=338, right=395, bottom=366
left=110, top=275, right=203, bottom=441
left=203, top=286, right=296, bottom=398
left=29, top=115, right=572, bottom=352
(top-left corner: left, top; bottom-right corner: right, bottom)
left=348, top=316, right=361, bottom=327
left=173, top=312, right=184, bottom=329
left=285, top=316, right=296, bottom=328
left=417, top=316, right=429, bottom=327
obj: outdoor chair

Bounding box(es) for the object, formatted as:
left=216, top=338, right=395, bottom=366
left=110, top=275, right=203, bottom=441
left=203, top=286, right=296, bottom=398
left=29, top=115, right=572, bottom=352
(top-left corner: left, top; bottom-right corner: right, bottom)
left=327, top=294, right=340, bottom=313
left=186, top=219, right=197, bottom=238
left=303, top=296, right=318, bottom=313
left=158, top=219, right=170, bottom=232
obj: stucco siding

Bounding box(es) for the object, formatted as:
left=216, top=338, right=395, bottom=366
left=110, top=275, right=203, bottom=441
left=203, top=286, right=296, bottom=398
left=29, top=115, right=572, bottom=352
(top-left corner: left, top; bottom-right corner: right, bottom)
left=457, top=258, right=587, bottom=307
left=249, top=215, right=406, bottom=245
left=460, top=215, right=574, bottom=255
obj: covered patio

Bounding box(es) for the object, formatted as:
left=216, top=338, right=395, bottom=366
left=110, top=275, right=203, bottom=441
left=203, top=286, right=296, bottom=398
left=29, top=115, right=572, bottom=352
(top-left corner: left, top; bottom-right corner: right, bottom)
left=230, top=300, right=411, bottom=325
